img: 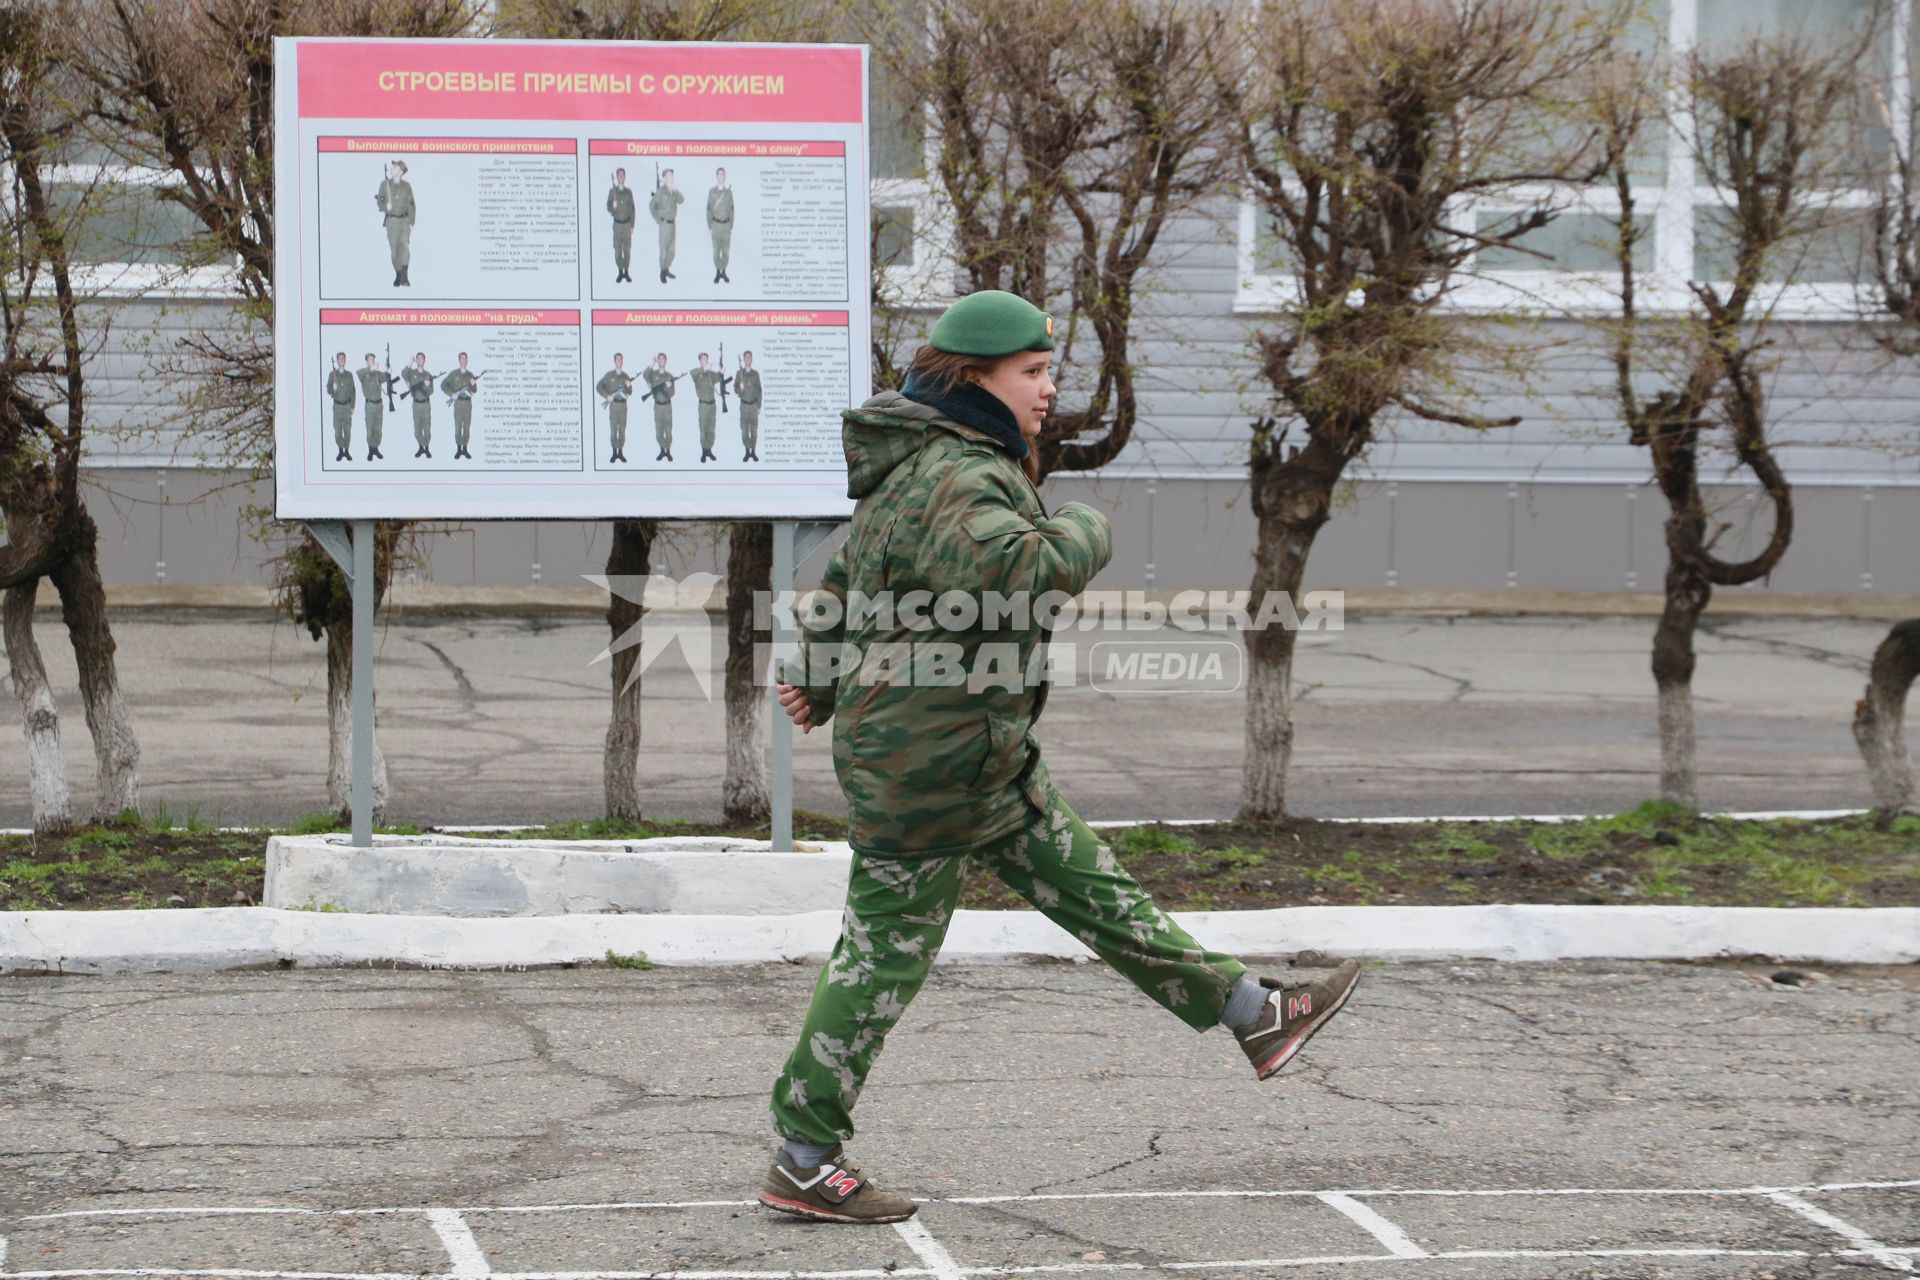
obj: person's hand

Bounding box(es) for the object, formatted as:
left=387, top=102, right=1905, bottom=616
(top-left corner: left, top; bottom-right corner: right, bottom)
left=776, top=683, right=816, bottom=734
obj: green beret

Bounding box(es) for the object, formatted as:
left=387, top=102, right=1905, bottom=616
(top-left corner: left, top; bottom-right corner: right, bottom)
left=928, top=289, right=1055, bottom=357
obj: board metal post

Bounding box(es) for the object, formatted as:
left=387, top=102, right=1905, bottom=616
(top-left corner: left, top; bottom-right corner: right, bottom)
left=769, top=520, right=843, bottom=852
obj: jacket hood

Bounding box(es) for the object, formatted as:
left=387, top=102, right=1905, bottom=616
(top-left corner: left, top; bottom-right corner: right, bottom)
left=839, top=389, right=992, bottom=499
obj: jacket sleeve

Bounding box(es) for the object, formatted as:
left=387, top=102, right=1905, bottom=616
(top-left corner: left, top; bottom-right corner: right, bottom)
left=792, top=539, right=851, bottom=727
left=913, top=457, right=1111, bottom=602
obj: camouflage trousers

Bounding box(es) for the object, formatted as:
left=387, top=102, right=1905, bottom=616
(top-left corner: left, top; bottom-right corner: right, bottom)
left=769, top=792, right=1248, bottom=1144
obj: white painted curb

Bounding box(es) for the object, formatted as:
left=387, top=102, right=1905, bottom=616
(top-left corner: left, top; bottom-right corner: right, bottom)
left=2, top=905, right=1916, bottom=975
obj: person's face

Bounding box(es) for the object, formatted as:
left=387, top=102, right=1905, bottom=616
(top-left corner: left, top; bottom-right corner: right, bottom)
left=716, top=168, right=726, bottom=184
left=459, top=354, right=469, bottom=369
left=699, top=355, right=709, bottom=369
left=664, top=170, right=675, bottom=188
left=365, top=356, right=376, bottom=368
left=335, top=355, right=346, bottom=368
left=614, top=169, right=625, bottom=186
left=614, top=355, right=624, bottom=369
left=414, top=353, right=425, bottom=366
left=742, top=353, right=753, bottom=368
left=970, top=350, right=1055, bottom=438
left=387, top=164, right=399, bottom=181
left=656, top=355, right=667, bottom=368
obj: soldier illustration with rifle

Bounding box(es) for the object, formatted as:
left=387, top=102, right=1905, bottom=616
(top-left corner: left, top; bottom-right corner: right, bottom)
left=642, top=351, right=683, bottom=461
left=353, top=350, right=392, bottom=461
left=440, top=353, right=488, bottom=461
left=375, top=160, right=415, bottom=287
left=596, top=352, right=637, bottom=464
left=326, top=352, right=356, bottom=462
left=401, top=351, right=439, bottom=458
left=690, top=349, right=731, bottom=464
left=649, top=163, right=684, bottom=284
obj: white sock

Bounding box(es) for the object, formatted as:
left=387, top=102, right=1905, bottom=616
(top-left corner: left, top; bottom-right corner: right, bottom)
left=1220, top=975, right=1268, bottom=1033
left=782, top=1137, right=837, bottom=1166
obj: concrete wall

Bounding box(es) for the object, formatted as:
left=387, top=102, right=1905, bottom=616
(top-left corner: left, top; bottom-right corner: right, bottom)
left=78, top=465, right=1920, bottom=597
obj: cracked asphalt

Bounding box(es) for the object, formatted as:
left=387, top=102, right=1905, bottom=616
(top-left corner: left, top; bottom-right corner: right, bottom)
left=1, top=960, right=1916, bottom=1278
left=0, top=612, right=1905, bottom=827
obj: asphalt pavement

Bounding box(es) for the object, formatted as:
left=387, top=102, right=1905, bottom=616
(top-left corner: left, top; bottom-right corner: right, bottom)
left=0, top=959, right=1914, bottom=1279
left=0, top=609, right=1904, bottom=827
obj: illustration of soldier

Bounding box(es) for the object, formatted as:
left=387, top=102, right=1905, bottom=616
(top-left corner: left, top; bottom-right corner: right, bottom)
left=597, top=352, right=637, bottom=464
left=441, top=353, right=485, bottom=461
left=402, top=351, right=437, bottom=458
left=690, top=351, right=730, bottom=463
left=326, top=352, right=355, bottom=462
left=736, top=349, right=762, bottom=462
left=375, top=160, right=416, bottom=288
left=642, top=352, right=680, bottom=461
left=649, top=166, right=684, bottom=284
left=707, top=167, right=734, bottom=285
left=354, top=352, right=392, bottom=461
left=607, top=167, right=636, bottom=284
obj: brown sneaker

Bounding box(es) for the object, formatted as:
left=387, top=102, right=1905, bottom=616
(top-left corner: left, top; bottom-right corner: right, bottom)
left=1235, top=960, right=1363, bottom=1080
left=757, top=1143, right=918, bottom=1224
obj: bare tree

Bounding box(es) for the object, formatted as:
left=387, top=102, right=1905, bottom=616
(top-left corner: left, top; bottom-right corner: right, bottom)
left=79, top=0, right=477, bottom=821
left=870, top=0, right=1235, bottom=479
left=1219, top=0, right=1625, bottom=820
left=1855, top=55, right=1920, bottom=818
left=0, top=1, right=141, bottom=836
left=1600, top=25, right=1871, bottom=810
left=495, top=0, right=831, bottom=824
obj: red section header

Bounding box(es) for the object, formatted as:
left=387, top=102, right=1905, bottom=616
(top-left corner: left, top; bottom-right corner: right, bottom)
left=589, top=139, right=844, bottom=158
left=322, top=309, right=580, bottom=325
left=319, top=136, right=575, bottom=154
left=593, top=310, right=849, bottom=327
left=297, top=41, right=864, bottom=124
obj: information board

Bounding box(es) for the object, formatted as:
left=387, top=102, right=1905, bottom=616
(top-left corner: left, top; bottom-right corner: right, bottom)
left=271, top=38, right=870, bottom=520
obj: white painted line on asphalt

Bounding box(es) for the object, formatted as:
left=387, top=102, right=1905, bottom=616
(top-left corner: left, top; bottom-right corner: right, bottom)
left=425, top=1211, right=490, bottom=1279
left=945, top=1176, right=1920, bottom=1204
left=9, top=1255, right=1920, bottom=1280
left=891, top=1220, right=966, bottom=1280
left=24, top=1175, right=1920, bottom=1219
left=1768, top=1190, right=1915, bottom=1272
left=1436, top=1247, right=1809, bottom=1261
left=1314, top=1192, right=1428, bottom=1258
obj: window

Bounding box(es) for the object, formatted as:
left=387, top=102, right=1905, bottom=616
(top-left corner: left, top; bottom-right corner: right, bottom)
left=12, top=163, right=234, bottom=297
left=867, top=34, right=956, bottom=307
left=1237, top=0, right=1895, bottom=318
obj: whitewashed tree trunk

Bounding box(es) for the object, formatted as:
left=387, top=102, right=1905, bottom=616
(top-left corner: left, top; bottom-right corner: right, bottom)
left=1240, top=441, right=1345, bottom=823
left=3, top=581, right=73, bottom=836
left=51, top=544, right=139, bottom=818
left=1854, top=618, right=1920, bottom=816
left=723, top=521, right=772, bottom=826
left=604, top=519, right=655, bottom=821
left=1652, top=559, right=1710, bottom=812
left=324, top=616, right=389, bottom=821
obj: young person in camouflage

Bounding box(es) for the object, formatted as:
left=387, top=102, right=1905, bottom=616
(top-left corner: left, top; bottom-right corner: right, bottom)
left=758, top=290, right=1363, bottom=1226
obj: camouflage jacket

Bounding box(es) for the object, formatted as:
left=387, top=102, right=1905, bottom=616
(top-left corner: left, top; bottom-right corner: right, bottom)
left=793, top=390, right=1111, bottom=858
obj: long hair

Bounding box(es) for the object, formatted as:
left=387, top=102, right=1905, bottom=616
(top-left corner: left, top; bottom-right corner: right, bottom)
left=907, top=345, right=1045, bottom=486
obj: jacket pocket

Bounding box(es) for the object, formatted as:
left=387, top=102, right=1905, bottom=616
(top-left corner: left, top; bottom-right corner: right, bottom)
left=975, top=711, right=1026, bottom=790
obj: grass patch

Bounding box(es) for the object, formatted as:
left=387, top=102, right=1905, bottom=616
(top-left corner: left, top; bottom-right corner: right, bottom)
left=2, top=804, right=1914, bottom=913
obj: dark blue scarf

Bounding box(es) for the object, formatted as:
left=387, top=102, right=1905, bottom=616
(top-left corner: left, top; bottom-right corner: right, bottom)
left=900, top=370, right=1030, bottom=460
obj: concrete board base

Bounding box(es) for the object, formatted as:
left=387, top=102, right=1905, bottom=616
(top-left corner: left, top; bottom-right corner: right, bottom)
left=264, top=834, right=856, bottom=916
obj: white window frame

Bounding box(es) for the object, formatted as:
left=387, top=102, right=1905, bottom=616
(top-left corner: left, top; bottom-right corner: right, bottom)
left=869, top=72, right=960, bottom=311
left=15, top=163, right=241, bottom=299
left=1235, top=0, right=1901, bottom=321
